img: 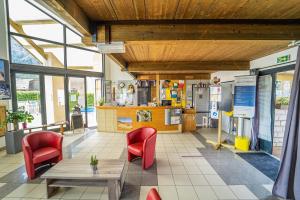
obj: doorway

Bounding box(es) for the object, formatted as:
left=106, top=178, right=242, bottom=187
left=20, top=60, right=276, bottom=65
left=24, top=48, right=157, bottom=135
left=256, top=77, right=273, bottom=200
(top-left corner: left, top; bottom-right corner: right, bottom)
left=272, top=70, right=294, bottom=158
left=15, top=73, right=42, bottom=128
left=68, top=77, right=86, bottom=126
left=192, top=85, right=210, bottom=127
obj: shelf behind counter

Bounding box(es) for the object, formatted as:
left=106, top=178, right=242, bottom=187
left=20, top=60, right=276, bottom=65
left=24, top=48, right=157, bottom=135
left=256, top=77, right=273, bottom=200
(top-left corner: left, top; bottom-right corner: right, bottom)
left=96, top=106, right=182, bottom=133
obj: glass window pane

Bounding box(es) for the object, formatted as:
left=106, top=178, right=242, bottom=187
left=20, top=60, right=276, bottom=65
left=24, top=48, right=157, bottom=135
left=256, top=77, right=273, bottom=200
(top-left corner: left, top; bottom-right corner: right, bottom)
left=86, top=77, right=102, bottom=127
left=67, top=47, right=103, bottom=72
left=45, top=75, right=65, bottom=125
left=69, top=77, right=86, bottom=125
left=66, top=28, right=98, bottom=51
left=16, top=73, right=41, bottom=128
left=11, top=35, right=64, bottom=68
left=9, top=0, right=63, bottom=43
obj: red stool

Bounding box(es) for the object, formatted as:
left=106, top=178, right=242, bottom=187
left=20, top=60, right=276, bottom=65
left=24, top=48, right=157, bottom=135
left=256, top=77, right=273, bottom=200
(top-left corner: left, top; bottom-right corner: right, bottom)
left=22, top=131, right=63, bottom=179
left=127, top=127, right=157, bottom=169
left=146, top=188, right=161, bottom=200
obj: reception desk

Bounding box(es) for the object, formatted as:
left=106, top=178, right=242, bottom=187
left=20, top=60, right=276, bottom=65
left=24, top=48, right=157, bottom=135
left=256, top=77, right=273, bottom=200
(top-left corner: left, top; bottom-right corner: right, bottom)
left=96, top=106, right=182, bottom=133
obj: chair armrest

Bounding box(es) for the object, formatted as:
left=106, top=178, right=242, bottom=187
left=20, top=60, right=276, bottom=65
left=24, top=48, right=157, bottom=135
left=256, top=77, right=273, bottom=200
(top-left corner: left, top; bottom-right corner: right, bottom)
left=22, top=139, right=33, bottom=160
left=54, top=134, right=63, bottom=151
left=48, top=132, right=63, bottom=150
left=143, top=133, right=157, bottom=153
left=127, top=128, right=142, bottom=145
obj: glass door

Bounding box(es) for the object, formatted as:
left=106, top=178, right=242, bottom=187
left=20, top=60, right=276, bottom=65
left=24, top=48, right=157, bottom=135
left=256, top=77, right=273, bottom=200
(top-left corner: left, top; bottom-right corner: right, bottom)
left=44, top=75, right=65, bottom=126
left=273, top=70, right=294, bottom=158
left=68, top=77, right=86, bottom=126
left=86, top=77, right=102, bottom=127
left=15, top=73, right=42, bottom=128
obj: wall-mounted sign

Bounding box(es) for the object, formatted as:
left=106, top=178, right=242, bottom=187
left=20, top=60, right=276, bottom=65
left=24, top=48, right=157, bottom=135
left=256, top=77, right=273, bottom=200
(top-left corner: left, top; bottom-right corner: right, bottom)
left=233, top=75, right=257, bottom=118
left=277, top=54, right=290, bottom=64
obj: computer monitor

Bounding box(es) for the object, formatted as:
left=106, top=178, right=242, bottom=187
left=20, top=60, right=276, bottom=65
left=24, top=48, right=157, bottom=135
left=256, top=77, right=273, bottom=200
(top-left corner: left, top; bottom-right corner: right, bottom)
left=161, top=100, right=172, bottom=106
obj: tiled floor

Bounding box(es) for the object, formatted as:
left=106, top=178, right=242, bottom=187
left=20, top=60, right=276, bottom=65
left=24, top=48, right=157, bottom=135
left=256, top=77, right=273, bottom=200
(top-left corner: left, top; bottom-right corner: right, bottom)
left=0, top=128, right=278, bottom=200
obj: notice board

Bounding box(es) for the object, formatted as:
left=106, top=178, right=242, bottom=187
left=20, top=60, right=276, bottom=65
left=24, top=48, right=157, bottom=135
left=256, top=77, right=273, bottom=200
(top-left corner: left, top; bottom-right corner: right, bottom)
left=233, top=75, right=257, bottom=118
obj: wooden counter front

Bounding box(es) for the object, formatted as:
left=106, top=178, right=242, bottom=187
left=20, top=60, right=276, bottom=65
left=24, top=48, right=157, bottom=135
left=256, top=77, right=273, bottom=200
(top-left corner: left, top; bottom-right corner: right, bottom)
left=96, top=106, right=182, bottom=133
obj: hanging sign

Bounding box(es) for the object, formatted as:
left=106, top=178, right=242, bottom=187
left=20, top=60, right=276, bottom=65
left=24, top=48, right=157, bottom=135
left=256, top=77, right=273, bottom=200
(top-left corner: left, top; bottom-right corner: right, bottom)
left=233, top=75, right=257, bottom=118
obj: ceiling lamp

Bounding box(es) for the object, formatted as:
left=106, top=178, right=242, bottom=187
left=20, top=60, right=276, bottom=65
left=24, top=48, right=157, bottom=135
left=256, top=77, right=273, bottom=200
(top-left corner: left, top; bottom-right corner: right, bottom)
left=97, top=42, right=125, bottom=54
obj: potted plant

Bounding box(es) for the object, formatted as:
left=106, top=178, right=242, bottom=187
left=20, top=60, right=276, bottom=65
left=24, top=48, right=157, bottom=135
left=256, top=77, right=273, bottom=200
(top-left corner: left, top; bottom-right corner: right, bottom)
left=21, top=111, right=34, bottom=129
left=276, top=97, right=289, bottom=109
left=4, top=108, right=33, bottom=154
left=90, top=155, right=98, bottom=174
left=98, top=99, right=105, bottom=106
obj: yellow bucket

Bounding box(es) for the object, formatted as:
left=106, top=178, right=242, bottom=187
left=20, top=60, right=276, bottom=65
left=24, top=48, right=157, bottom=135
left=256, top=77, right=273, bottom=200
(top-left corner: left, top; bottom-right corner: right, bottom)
left=235, top=136, right=250, bottom=151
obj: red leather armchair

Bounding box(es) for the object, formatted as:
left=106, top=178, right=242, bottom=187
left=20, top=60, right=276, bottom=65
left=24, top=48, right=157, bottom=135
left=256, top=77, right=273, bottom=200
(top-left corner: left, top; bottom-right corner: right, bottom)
left=22, top=131, right=63, bottom=180
left=146, top=188, right=161, bottom=200
left=127, top=127, right=157, bottom=169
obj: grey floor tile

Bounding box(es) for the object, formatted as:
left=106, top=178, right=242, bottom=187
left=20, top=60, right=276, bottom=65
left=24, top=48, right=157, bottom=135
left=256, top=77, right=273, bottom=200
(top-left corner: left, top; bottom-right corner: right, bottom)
left=125, top=174, right=142, bottom=186
left=141, top=174, right=158, bottom=186
left=120, top=185, right=140, bottom=200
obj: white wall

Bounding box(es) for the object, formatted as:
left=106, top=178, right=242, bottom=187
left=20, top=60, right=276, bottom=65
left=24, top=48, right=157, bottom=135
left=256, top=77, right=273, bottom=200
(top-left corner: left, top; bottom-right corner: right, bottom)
left=104, top=55, right=134, bottom=81
left=211, top=71, right=249, bottom=82
left=250, top=46, right=299, bottom=70
left=0, top=0, right=11, bottom=148
left=0, top=0, right=8, bottom=60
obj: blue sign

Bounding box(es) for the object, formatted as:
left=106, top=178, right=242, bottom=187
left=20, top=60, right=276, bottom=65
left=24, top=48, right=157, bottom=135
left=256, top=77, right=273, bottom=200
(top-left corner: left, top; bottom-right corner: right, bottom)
left=234, top=86, right=256, bottom=107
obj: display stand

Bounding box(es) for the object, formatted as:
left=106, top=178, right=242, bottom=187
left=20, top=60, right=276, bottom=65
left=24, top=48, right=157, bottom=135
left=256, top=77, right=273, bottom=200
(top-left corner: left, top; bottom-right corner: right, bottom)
left=207, top=111, right=235, bottom=150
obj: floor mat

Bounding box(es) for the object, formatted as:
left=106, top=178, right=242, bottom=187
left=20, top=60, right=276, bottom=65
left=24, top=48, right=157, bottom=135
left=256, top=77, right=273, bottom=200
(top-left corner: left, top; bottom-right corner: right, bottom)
left=237, top=152, right=280, bottom=181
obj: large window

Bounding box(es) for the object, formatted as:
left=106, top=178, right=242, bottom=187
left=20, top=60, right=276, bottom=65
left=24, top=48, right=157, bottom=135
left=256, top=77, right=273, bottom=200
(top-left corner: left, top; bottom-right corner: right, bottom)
left=16, top=73, right=42, bottom=128
left=45, top=75, right=65, bottom=125
left=8, top=0, right=104, bottom=128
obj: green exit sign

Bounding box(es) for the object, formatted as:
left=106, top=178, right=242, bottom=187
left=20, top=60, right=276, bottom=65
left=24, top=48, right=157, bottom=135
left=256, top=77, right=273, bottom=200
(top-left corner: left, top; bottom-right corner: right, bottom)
left=277, top=55, right=290, bottom=64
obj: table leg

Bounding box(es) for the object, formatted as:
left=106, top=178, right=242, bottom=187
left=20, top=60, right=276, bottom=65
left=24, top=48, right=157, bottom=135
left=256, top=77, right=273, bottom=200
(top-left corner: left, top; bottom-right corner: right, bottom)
left=46, top=179, right=58, bottom=199
left=108, top=180, right=120, bottom=200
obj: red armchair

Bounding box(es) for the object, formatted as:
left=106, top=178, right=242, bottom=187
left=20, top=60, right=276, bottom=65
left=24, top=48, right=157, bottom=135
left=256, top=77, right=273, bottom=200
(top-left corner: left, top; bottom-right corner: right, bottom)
left=127, top=127, right=157, bottom=169
left=146, top=188, right=161, bottom=200
left=22, top=131, right=63, bottom=180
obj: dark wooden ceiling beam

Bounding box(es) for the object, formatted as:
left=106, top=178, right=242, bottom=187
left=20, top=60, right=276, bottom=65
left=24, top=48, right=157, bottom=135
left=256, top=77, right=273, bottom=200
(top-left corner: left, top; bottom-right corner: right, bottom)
left=96, top=20, right=300, bottom=42
left=127, top=61, right=249, bottom=73
left=96, top=19, right=300, bottom=25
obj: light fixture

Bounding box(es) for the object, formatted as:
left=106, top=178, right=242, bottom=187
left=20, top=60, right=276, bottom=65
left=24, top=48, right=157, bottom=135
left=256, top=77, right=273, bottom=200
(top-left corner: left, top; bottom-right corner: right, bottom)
left=97, top=42, right=125, bottom=53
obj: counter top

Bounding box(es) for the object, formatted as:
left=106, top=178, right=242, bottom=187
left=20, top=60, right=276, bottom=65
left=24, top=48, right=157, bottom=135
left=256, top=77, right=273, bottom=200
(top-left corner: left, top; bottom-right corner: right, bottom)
left=96, top=106, right=182, bottom=109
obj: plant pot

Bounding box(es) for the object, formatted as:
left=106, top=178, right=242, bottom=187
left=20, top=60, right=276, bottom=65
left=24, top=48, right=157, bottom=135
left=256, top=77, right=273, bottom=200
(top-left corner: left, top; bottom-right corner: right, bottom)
left=5, top=130, right=24, bottom=154
left=22, top=122, right=27, bottom=129
left=90, top=164, right=98, bottom=174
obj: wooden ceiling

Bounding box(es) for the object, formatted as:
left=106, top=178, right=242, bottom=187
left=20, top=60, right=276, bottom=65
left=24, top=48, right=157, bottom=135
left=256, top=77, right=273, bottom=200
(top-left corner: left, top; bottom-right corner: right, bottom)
left=75, top=0, right=300, bottom=20
left=120, top=40, right=290, bottom=62
left=38, top=0, right=300, bottom=77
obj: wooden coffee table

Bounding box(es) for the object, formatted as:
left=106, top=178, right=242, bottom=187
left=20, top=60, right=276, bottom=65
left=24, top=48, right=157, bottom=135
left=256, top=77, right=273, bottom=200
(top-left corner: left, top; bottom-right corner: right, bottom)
left=41, top=159, right=126, bottom=200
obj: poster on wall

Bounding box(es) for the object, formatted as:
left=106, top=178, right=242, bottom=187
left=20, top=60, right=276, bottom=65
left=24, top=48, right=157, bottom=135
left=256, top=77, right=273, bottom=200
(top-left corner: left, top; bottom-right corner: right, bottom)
left=0, top=83, right=11, bottom=99
left=233, top=75, right=257, bottom=118
left=0, top=59, right=11, bottom=100
left=210, top=86, right=221, bottom=102
left=117, top=117, right=133, bottom=130
left=137, top=110, right=152, bottom=122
